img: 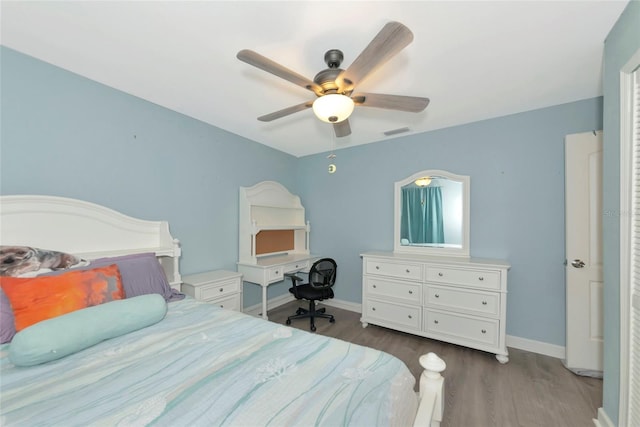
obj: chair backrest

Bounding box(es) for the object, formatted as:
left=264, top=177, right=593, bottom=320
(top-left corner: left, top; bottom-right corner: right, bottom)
left=308, top=258, right=337, bottom=289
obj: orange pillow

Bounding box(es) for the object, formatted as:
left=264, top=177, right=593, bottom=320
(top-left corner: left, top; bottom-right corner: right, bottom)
left=0, top=264, right=124, bottom=331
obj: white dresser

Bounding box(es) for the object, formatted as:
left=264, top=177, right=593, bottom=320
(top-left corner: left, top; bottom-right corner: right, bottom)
left=182, top=270, right=243, bottom=312
left=361, top=251, right=510, bottom=363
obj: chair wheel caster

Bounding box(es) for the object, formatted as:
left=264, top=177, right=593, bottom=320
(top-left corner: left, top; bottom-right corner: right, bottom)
left=311, top=325, right=316, bottom=332
left=296, top=308, right=304, bottom=315
left=329, top=318, right=335, bottom=323
left=286, top=319, right=291, bottom=325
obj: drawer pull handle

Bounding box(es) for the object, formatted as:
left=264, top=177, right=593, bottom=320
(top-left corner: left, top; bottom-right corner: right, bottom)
left=479, top=277, right=484, bottom=281
left=438, top=272, right=443, bottom=277
left=275, top=271, right=279, bottom=275
left=435, top=294, right=440, bottom=298
left=482, top=301, right=487, bottom=305
left=220, top=288, right=224, bottom=292
left=434, top=320, right=439, bottom=324
left=406, top=269, right=410, bottom=273
left=481, top=329, right=487, bottom=334
left=408, top=290, right=413, bottom=294
left=372, top=307, right=376, bottom=311
left=408, top=315, right=412, bottom=319
left=376, top=266, right=380, bottom=270
left=373, top=285, right=377, bottom=288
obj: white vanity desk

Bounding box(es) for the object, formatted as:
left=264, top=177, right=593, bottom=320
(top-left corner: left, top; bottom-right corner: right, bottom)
left=237, top=181, right=318, bottom=320
left=238, top=253, right=319, bottom=320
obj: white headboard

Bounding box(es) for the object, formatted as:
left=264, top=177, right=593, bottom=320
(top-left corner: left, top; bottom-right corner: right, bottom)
left=0, top=195, right=182, bottom=289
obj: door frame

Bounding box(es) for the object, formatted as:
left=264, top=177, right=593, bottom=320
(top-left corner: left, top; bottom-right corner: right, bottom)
left=618, top=47, right=640, bottom=427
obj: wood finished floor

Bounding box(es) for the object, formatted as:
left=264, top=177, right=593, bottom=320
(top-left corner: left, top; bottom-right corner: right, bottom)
left=267, top=301, right=602, bottom=427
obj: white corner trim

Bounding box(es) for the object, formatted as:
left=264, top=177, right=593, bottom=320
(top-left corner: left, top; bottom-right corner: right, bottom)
left=506, top=335, right=566, bottom=359
left=593, top=407, right=615, bottom=427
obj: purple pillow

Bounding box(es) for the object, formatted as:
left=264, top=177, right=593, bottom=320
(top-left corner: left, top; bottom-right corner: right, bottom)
left=88, top=253, right=184, bottom=302
left=1, top=288, right=16, bottom=344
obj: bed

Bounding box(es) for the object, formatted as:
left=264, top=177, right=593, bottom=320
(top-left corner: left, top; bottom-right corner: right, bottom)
left=0, top=195, right=446, bottom=426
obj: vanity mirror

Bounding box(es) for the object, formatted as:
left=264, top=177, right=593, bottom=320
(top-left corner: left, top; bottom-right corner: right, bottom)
left=393, top=169, right=470, bottom=257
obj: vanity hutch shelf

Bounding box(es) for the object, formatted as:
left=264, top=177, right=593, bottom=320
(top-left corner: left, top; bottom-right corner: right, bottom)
left=361, top=251, right=510, bottom=363
left=237, top=181, right=317, bottom=320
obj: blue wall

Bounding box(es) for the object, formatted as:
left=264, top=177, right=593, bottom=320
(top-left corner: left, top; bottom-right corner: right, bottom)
left=602, top=1, right=640, bottom=424
left=1, top=46, right=603, bottom=349
left=0, top=46, right=299, bottom=307
left=298, top=98, right=602, bottom=347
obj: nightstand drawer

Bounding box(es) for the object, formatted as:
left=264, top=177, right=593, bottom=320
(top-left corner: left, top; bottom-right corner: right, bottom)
left=182, top=270, right=243, bottom=312
left=197, top=278, right=240, bottom=300
left=426, top=266, right=500, bottom=290
left=210, top=294, right=241, bottom=311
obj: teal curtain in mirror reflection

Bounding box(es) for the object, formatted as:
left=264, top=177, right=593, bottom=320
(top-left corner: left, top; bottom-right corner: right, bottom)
left=401, top=187, right=445, bottom=244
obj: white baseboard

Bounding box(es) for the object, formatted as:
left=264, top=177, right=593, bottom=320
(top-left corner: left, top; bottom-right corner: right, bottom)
left=244, top=296, right=567, bottom=360
left=317, top=298, right=362, bottom=313
left=243, top=293, right=296, bottom=317
left=592, top=407, right=614, bottom=427
left=506, top=335, right=566, bottom=359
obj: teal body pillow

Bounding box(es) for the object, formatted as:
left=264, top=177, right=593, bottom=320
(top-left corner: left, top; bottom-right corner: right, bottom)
left=9, top=294, right=167, bottom=366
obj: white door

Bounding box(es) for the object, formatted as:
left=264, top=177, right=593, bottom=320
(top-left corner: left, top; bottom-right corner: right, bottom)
left=564, top=130, right=603, bottom=375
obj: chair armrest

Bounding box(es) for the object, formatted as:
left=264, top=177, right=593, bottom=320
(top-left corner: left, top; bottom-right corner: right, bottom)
left=284, top=273, right=303, bottom=285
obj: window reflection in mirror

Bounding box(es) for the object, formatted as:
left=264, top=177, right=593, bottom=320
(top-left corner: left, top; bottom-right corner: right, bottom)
left=400, top=177, right=463, bottom=247
left=394, top=170, right=470, bottom=257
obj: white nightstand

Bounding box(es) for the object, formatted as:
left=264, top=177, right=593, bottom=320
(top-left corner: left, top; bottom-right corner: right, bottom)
left=182, top=270, right=243, bottom=312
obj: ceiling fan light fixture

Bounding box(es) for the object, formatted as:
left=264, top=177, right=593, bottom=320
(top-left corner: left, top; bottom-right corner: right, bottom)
left=312, top=94, right=354, bottom=123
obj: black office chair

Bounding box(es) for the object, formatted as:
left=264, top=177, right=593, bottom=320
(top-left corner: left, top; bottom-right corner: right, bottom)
left=285, top=258, right=337, bottom=332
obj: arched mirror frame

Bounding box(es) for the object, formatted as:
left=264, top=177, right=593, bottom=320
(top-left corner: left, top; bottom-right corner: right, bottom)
left=393, top=169, right=470, bottom=257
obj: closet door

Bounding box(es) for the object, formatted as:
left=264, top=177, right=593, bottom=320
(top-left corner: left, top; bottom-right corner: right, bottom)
left=564, top=131, right=603, bottom=375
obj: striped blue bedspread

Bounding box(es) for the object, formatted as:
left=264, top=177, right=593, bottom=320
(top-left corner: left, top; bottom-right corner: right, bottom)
left=0, top=298, right=418, bottom=426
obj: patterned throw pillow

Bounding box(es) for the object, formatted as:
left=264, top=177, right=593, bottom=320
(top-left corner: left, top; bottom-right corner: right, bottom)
left=0, top=246, right=84, bottom=277
left=0, top=265, right=124, bottom=331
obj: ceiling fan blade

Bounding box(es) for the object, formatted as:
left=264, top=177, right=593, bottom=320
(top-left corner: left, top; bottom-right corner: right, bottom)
left=336, top=22, right=414, bottom=93
left=257, top=101, right=313, bottom=122
left=333, top=119, right=351, bottom=138
left=237, top=49, right=323, bottom=95
left=352, top=93, right=430, bottom=112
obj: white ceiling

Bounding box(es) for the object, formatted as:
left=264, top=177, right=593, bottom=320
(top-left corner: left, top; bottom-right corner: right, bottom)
left=0, top=1, right=628, bottom=157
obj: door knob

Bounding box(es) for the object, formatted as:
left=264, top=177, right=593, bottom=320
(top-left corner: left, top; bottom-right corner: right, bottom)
left=571, top=259, right=585, bottom=268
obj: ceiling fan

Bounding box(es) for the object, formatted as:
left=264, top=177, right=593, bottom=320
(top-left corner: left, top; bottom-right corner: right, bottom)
left=237, top=21, right=430, bottom=138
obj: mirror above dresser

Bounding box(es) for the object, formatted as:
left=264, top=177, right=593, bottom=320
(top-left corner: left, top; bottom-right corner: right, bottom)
left=394, top=169, right=470, bottom=257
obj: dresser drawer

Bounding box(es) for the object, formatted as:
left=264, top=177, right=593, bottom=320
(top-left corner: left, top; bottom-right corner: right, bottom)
left=209, top=293, right=241, bottom=311
left=425, top=285, right=500, bottom=317
left=364, top=277, right=421, bottom=305
left=364, top=259, right=423, bottom=281
left=426, top=266, right=501, bottom=290
left=364, top=298, right=422, bottom=330
left=424, top=309, right=499, bottom=346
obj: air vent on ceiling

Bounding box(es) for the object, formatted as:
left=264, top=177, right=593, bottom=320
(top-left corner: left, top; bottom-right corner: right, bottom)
left=383, top=127, right=411, bottom=136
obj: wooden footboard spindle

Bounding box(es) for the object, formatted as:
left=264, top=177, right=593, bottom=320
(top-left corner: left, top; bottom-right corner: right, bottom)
left=413, top=352, right=446, bottom=427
